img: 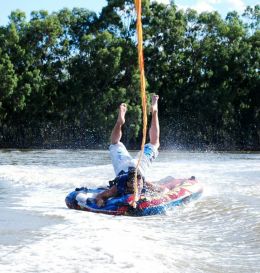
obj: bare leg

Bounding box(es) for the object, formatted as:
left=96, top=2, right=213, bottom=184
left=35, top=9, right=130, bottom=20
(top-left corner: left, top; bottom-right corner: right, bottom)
left=110, top=103, right=127, bottom=144
left=149, top=95, right=160, bottom=149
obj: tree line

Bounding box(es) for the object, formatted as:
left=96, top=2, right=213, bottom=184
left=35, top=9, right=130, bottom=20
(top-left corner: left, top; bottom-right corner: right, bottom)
left=0, top=0, right=259, bottom=150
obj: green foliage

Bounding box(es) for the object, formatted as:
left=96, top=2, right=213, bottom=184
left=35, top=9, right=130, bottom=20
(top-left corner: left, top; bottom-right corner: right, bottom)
left=0, top=3, right=259, bottom=150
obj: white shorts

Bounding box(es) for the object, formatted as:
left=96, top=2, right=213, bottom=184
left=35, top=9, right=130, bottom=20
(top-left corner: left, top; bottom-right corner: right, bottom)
left=109, top=142, right=159, bottom=177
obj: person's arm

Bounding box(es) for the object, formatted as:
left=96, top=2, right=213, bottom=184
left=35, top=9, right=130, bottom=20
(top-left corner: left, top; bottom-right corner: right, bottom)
left=95, top=185, right=118, bottom=207
left=145, top=181, right=164, bottom=192
left=145, top=181, right=169, bottom=193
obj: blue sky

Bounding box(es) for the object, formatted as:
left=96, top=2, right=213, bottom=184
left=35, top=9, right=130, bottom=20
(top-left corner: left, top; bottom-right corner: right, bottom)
left=0, top=0, right=258, bottom=26
left=0, top=0, right=107, bottom=25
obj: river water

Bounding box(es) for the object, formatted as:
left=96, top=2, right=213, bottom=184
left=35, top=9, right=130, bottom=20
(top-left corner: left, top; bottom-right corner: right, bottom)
left=0, top=149, right=259, bottom=273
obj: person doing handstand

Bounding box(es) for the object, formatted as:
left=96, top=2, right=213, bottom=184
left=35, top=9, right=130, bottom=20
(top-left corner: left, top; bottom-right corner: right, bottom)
left=95, top=94, right=163, bottom=207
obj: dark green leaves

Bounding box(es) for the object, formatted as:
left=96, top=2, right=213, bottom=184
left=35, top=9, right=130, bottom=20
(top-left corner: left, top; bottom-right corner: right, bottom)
left=0, top=2, right=259, bottom=149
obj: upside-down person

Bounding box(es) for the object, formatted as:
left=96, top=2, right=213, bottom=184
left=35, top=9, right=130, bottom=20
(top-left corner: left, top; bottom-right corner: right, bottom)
left=95, top=94, right=165, bottom=207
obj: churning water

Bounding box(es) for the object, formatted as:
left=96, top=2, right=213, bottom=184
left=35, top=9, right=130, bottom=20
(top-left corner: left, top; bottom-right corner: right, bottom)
left=0, top=149, right=259, bottom=273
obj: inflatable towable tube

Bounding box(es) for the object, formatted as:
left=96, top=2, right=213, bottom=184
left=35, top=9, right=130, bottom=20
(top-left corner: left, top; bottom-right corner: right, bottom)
left=65, top=178, right=203, bottom=216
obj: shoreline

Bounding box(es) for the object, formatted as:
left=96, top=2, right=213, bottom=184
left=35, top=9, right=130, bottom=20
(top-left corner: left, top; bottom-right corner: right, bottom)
left=0, top=146, right=259, bottom=152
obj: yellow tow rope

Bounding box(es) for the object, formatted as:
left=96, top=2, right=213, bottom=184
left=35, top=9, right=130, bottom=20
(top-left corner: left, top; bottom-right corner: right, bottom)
left=133, top=0, right=147, bottom=208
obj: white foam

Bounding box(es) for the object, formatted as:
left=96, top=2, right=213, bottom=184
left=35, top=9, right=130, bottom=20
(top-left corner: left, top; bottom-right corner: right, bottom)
left=0, top=164, right=114, bottom=189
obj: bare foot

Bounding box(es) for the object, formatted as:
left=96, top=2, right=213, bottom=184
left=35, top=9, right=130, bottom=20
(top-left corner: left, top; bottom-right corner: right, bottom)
left=117, top=103, right=127, bottom=125
left=150, top=95, right=159, bottom=114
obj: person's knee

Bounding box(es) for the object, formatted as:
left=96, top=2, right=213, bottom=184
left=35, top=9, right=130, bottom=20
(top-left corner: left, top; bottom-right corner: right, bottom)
left=109, top=142, right=121, bottom=152
left=111, top=140, right=120, bottom=145
left=144, top=143, right=159, bottom=157
left=150, top=141, right=160, bottom=150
